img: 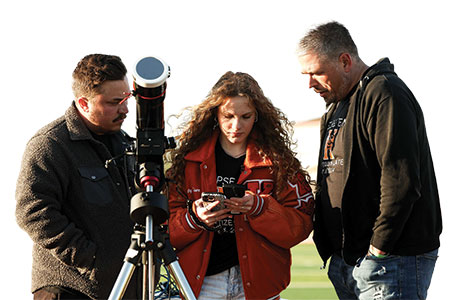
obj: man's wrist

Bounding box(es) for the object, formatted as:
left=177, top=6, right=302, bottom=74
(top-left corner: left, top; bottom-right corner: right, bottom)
left=369, top=244, right=388, bottom=258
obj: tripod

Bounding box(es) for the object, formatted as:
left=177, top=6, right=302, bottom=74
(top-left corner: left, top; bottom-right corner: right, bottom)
left=108, top=163, right=196, bottom=300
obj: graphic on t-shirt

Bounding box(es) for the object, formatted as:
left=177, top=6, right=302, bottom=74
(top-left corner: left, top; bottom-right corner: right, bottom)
left=216, top=175, right=238, bottom=186
left=216, top=174, right=238, bottom=234
left=214, top=142, right=245, bottom=235
left=321, top=117, right=346, bottom=176
left=323, top=128, right=338, bottom=161
left=320, top=101, right=349, bottom=210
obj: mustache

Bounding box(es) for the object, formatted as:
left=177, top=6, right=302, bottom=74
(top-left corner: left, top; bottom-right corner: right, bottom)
left=113, top=113, right=127, bottom=123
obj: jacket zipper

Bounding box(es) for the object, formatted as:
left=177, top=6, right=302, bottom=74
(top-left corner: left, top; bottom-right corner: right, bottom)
left=340, top=209, right=345, bottom=261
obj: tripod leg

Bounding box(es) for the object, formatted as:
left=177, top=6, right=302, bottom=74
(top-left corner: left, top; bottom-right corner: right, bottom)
left=166, top=261, right=197, bottom=300
left=159, top=237, right=197, bottom=300
left=146, top=215, right=155, bottom=300
left=109, top=261, right=137, bottom=300
left=142, top=250, right=149, bottom=300
left=108, top=237, right=142, bottom=300
left=142, top=249, right=157, bottom=300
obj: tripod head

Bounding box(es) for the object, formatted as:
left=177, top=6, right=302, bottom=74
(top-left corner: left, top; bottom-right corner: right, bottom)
left=129, top=57, right=175, bottom=226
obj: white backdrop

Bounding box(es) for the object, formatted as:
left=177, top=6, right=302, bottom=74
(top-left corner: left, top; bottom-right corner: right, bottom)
left=1, top=1, right=448, bottom=299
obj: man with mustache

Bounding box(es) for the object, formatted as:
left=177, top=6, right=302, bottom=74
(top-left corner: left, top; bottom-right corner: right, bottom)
left=16, top=54, right=139, bottom=299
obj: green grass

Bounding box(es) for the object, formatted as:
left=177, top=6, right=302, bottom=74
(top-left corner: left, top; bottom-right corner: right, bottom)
left=281, top=242, right=338, bottom=300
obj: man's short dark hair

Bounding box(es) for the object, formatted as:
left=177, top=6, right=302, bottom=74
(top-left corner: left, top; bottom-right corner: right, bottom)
left=72, top=54, right=127, bottom=98
left=298, top=21, right=359, bottom=62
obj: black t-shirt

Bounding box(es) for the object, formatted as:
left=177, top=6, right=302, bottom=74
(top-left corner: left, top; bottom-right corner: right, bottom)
left=318, top=97, right=350, bottom=254
left=91, top=131, right=116, bottom=156
left=205, top=142, right=245, bottom=276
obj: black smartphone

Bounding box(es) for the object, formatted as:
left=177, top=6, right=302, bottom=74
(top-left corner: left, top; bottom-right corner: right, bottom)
left=222, top=183, right=246, bottom=198
left=220, top=184, right=246, bottom=215
left=201, top=192, right=226, bottom=211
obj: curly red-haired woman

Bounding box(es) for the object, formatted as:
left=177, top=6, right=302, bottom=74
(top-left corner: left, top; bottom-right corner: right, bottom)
left=167, top=71, right=314, bottom=300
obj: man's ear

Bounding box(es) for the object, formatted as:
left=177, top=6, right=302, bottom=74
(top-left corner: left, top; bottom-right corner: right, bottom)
left=339, top=53, right=352, bottom=72
left=76, top=97, right=90, bottom=113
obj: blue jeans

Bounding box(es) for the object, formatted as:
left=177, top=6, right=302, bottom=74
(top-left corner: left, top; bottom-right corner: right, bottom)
left=328, top=249, right=438, bottom=300
left=197, top=265, right=280, bottom=300
left=198, top=265, right=245, bottom=300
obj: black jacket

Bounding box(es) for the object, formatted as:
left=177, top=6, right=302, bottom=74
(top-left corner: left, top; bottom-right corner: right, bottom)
left=16, top=103, right=138, bottom=299
left=313, top=58, right=442, bottom=266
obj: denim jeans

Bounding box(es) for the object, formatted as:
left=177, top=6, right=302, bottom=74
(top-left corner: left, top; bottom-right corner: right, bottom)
left=198, top=265, right=245, bottom=300
left=328, top=249, right=438, bottom=300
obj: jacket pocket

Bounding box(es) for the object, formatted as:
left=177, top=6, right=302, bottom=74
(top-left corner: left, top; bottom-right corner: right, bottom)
left=79, top=167, right=113, bottom=205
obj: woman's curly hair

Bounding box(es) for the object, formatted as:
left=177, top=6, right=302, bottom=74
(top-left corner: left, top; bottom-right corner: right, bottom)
left=166, top=71, right=310, bottom=197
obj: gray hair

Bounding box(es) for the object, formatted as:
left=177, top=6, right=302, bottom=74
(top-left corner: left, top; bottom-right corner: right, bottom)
left=297, top=21, right=359, bottom=62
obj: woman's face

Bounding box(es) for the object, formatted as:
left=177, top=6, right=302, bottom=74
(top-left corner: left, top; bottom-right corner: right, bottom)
left=217, top=96, right=257, bottom=148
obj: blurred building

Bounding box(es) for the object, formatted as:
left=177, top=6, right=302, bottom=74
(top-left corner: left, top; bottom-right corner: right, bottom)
left=293, top=118, right=320, bottom=183
left=293, top=118, right=320, bottom=244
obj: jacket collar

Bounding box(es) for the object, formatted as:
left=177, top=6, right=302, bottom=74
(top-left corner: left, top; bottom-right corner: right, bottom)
left=66, top=102, right=93, bottom=141
left=64, top=102, right=131, bottom=143
left=359, top=57, right=397, bottom=90
left=184, top=130, right=273, bottom=169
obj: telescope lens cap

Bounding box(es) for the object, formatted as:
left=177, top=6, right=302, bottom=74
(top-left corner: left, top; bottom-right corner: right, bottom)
left=133, top=57, right=170, bottom=88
